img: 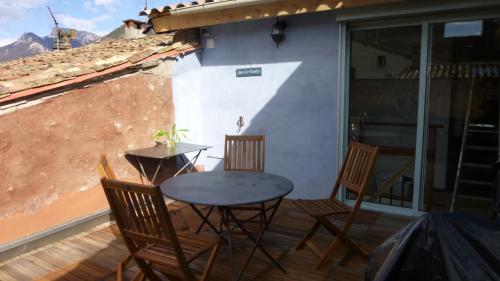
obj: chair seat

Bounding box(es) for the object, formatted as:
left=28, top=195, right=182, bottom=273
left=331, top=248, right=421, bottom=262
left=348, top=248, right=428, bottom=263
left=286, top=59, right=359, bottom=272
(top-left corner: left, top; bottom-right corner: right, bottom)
left=295, top=198, right=351, bottom=216
left=135, top=234, right=218, bottom=266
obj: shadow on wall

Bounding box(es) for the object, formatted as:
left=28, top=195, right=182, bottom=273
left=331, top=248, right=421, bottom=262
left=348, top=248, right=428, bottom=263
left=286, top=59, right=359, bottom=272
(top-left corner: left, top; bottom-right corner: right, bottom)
left=180, top=12, right=341, bottom=199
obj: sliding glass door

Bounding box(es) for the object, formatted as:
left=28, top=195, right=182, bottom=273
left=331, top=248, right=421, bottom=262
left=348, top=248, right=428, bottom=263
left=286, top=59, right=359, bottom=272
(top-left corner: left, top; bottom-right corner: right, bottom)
left=422, top=19, right=500, bottom=214
left=347, top=26, right=421, bottom=208
left=345, top=17, right=500, bottom=215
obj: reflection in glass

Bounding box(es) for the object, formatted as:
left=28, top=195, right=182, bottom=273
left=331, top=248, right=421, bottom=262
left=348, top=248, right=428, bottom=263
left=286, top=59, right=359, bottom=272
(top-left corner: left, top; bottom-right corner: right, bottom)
left=422, top=19, right=500, bottom=214
left=348, top=26, right=421, bottom=208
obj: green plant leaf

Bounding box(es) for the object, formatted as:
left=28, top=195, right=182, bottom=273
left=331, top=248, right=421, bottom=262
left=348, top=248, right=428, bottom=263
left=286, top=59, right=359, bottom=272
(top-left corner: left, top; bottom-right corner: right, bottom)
left=152, top=123, right=190, bottom=143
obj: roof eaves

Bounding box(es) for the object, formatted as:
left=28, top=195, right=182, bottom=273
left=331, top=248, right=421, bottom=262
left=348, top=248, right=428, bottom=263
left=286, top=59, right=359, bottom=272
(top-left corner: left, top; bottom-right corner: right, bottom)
left=139, top=0, right=280, bottom=17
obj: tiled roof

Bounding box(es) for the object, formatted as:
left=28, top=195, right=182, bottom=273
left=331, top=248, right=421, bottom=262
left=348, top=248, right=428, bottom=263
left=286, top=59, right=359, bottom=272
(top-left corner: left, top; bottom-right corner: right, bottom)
left=139, top=0, right=274, bottom=17
left=140, top=0, right=211, bottom=16
left=0, top=32, right=200, bottom=104
left=397, top=64, right=500, bottom=80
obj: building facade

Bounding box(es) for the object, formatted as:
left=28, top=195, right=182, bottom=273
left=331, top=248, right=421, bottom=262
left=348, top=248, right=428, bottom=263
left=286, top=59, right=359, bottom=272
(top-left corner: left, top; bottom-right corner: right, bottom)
left=149, top=0, right=500, bottom=216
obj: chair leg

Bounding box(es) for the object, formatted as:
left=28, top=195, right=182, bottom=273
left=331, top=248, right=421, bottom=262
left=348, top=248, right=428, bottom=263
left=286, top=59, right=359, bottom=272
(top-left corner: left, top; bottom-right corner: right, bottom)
left=314, top=217, right=368, bottom=269
left=296, top=220, right=321, bottom=251
left=131, top=272, right=145, bottom=281
left=315, top=237, right=342, bottom=270
left=116, top=254, right=132, bottom=281
left=117, top=254, right=145, bottom=281
left=134, top=259, right=162, bottom=281
left=200, top=243, right=221, bottom=281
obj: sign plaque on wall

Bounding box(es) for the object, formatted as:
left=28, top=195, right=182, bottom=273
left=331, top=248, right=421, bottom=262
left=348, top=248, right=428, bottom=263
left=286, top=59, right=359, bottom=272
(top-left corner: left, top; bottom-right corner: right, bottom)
left=236, top=67, right=262, bottom=77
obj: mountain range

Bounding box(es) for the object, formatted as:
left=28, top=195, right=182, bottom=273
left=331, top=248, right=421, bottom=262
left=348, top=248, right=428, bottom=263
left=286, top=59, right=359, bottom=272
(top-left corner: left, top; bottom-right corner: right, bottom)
left=0, top=31, right=101, bottom=62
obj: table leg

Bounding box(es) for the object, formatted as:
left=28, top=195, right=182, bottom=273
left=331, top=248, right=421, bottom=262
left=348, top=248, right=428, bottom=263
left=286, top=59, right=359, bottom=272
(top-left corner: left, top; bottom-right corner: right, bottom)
left=189, top=204, right=222, bottom=237
left=150, top=159, right=164, bottom=184
left=173, top=150, right=203, bottom=177
left=134, top=156, right=163, bottom=185
left=219, top=207, right=235, bottom=281
left=226, top=198, right=286, bottom=281
left=187, top=150, right=203, bottom=173
left=135, top=156, right=146, bottom=184
left=195, top=206, right=215, bottom=234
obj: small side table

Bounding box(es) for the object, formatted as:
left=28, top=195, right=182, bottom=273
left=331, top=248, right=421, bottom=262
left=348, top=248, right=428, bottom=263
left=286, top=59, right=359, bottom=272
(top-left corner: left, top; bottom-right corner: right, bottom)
left=125, top=142, right=211, bottom=185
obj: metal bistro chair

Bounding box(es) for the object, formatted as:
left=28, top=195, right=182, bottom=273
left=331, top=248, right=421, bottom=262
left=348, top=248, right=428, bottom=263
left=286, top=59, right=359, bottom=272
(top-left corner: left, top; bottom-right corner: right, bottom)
left=101, top=178, right=221, bottom=281
left=295, top=142, right=379, bottom=269
left=196, top=135, right=267, bottom=234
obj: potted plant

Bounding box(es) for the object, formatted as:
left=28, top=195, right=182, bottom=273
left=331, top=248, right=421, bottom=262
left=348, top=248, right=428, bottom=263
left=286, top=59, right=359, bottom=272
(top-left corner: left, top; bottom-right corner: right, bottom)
left=152, top=123, right=189, bottom=148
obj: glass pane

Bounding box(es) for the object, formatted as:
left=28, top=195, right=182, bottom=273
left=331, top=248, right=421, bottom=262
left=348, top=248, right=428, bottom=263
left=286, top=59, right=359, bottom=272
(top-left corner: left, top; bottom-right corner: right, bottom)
left=422, top=19, right=500, bottom=214
left=348, top=26, right=421, bottom=208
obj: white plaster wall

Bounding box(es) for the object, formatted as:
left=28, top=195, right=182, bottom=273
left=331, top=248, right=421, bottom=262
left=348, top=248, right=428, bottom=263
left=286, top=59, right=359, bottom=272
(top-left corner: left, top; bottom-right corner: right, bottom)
left=172, top=12, right=341, bottom=199
left=172, top=53, right=206, bottom=165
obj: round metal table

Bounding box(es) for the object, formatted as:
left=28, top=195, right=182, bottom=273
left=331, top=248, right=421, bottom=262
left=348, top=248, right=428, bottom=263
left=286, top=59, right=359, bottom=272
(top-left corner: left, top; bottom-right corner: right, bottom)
left=160, top=171, right=293, bottom=281
left=161, top=170, right=293, bottom=206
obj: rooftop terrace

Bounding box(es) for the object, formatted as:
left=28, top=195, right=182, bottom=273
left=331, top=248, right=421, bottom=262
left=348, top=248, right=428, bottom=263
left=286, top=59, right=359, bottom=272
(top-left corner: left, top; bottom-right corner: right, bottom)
left=0, top=200, right=411, bottom=281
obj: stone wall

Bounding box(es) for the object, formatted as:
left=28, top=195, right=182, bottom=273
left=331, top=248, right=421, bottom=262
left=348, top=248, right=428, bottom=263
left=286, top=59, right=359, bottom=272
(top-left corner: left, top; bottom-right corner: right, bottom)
left=0, top=68, right=174, bottom=243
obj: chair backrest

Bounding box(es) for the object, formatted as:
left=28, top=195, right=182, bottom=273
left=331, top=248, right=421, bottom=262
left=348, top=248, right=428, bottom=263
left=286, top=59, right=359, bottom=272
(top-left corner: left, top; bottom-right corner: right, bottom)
left=224, top=135, right=265, bottom=171
left=97, top=155, right=118, bottom=180
left=331, top=142, right=379, bottom=202
left=100, top=178, right=196, bottom=280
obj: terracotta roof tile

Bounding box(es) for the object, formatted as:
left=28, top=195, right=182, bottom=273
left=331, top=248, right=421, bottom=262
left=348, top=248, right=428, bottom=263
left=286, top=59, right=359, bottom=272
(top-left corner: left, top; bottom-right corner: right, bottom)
left=0, top=31, right=200, bottom=104
left=127, top=49, right=157, bottom=64
left=140, top=0, right=216, bottom=16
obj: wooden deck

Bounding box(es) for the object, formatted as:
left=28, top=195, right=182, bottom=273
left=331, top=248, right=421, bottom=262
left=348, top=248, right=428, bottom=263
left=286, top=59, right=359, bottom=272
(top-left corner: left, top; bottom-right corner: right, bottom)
left=0, top=200, right=412, bottom=281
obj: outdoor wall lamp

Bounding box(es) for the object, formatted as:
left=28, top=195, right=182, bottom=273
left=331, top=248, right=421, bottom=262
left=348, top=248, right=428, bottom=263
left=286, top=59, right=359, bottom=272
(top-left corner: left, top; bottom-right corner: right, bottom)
left=271, top=18, right=286, bottom=48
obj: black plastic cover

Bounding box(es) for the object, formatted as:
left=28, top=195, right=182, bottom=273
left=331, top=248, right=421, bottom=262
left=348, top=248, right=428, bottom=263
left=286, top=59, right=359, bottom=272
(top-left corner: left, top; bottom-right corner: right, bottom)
left=366, top=213, right=500, bottom=281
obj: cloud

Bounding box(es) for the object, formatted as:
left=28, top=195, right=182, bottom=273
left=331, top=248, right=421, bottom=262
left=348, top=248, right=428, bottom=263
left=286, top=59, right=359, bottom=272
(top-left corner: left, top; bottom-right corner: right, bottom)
left=6, top=0, right=47, bottom=8
left=0, top=10, right=18, bottom=23
left=83, top=0, right=98, bottom=12
left=0, top=0, right=48, bottom=23
left=94, top=0, right=117, bottom=7
left=0, top=38, right=17, bottom=47
left=56, top=14, right=112, bottom=35
left=95, top=0, right=117, bottom=6
left=93, top=0, right=119, bottom=12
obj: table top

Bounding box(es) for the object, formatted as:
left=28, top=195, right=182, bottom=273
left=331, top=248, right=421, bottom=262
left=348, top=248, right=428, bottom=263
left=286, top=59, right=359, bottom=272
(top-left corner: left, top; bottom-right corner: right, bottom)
left=125, top=142, right=211, bottom=159
left=160, top=171, right=294, bottom=206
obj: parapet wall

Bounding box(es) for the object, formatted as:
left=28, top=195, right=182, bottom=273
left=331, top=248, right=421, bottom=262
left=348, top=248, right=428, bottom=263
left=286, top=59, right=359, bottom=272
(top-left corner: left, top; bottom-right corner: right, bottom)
left=0, top=70, right=174, bottom=244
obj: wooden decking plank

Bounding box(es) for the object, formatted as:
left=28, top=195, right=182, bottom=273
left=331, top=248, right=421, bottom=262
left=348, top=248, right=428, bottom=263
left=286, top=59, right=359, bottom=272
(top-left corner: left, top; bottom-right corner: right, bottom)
left=0, top=267, right=19, bottom=281
left=14, top=256, right=50, bottom=276
left=45, top=244, right=81, bottom=264
left=38, top=262, right=87, bottom=281
left=22, top=254, right=59, bottom=274
left=2, top=260, right=39, bottom=279
left=0, top=263, right=30, bottom=281
left=0, top=200, right=413, bottom=281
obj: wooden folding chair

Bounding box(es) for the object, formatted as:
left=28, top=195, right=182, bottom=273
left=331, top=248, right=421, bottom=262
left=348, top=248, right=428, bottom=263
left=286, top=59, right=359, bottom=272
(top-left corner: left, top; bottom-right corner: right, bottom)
left=294, top=142, right=379, bottom=270
left=196, top=135, right=266, bottom=233
left=98, top=155, right=137, bottom=280
left=224, top=135, right=265, bottom=172
left=101, top=178, right=220, bottom=281
left=98, top=155, right=189, bottom=280
left=97, top=155, right=118, bottom=180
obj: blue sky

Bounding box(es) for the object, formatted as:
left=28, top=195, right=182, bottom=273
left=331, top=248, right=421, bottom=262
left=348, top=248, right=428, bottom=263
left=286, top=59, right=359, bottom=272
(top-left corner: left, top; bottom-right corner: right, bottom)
left=0, top=0, right=177, bottom=46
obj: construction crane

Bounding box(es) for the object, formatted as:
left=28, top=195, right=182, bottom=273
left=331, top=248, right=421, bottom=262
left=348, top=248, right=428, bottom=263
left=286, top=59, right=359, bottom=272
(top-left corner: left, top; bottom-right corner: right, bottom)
left=47, top=6, right=60, bottom=50
left=47, top=5, right=76, bottom=51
